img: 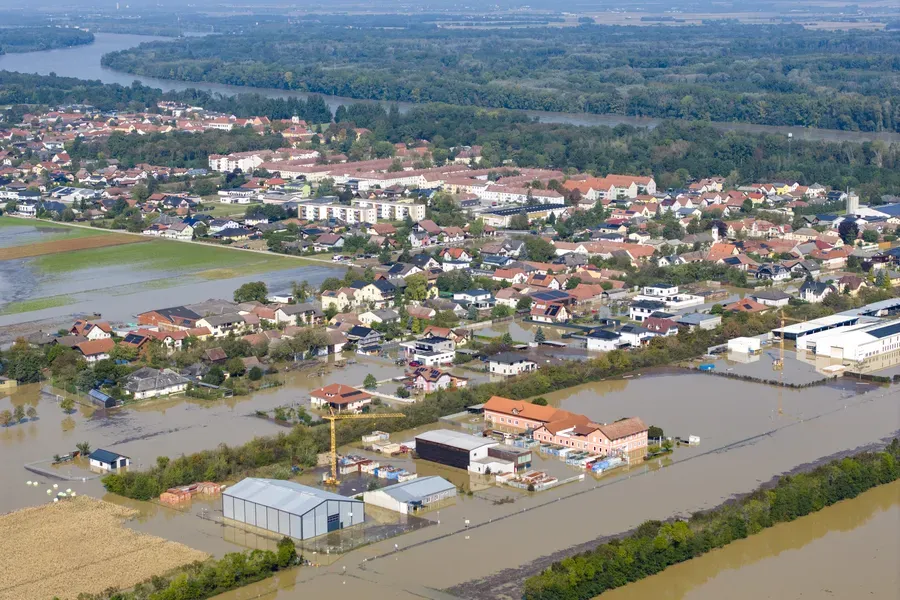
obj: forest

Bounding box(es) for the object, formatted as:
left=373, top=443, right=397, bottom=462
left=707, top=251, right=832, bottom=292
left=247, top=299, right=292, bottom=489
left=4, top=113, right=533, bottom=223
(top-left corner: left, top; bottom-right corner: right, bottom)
left=99, top=23, right=900, bottom=131
left=0, top=27, right=93, bottom=54
left=523, top=439, right=900, bottom=600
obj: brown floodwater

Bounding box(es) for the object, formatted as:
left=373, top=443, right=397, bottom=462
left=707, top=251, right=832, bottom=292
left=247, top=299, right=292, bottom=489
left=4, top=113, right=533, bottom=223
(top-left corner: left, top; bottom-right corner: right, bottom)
left=598, top=480, right=900, bottom=600
left=168, top=373, right=900, bottom=600
left=3, top=368, right=898, bottom=599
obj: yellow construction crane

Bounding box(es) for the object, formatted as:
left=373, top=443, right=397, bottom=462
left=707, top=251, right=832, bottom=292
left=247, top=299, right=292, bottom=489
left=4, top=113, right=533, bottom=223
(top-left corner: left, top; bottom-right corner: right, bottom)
left=322, top=409, right=404, bottom=486
left=772, top=309, right=804, bottom=416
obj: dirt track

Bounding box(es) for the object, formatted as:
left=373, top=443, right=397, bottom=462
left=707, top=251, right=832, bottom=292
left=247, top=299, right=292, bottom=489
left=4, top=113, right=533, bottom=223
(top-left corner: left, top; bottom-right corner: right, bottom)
left=0, top=234, right=145, bottom=260
left=0, top=496, right=208, bottom=600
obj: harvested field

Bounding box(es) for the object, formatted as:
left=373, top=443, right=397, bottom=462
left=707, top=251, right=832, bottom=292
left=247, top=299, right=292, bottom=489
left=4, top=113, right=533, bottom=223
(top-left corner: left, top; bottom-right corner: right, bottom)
left=0, top=496, right=209, bottom=600
left=0, top=234, right=145, bottom=260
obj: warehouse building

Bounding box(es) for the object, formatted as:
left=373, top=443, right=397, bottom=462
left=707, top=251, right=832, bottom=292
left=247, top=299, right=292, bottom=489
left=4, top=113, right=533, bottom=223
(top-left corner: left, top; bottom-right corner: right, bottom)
left=804, top=319, right=900, bottom=365
left=773, top=314, right=862, bottom=341
left=363, top=476, right=456, bottom=514
left=223, top=478, right=364, bottom=540
left=414, top=429, right=498, bottom=470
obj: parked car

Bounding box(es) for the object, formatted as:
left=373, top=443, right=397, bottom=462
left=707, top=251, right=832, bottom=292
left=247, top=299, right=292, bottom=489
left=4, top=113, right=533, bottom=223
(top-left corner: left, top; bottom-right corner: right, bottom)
left=408, top=360, right=422, bottom=367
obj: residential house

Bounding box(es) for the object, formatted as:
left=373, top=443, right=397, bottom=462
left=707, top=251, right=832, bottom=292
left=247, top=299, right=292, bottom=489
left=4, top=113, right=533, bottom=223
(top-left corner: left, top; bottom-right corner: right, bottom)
left=584, top=328, right=624, bottom=352
left=74, top=338, right=115, bottom=364
left=489, top=352, right=537, bottom=377
left=629, top=299, right=666, bottom=322
left=409, top=367, right=468, bottom=393
left=275, top=303, right=323, bottom=326
left=755, top=264, right=791, bottom=282
left=749, top=289, right=792, bottom=308
left=724, top=298, right=770, bottom=313
left=345, top=325, right=383, bottom=351
left=837, top=275, right=867, bottom=296
left=137, top=306, right=202, bottom=330
left=453, top=289, right=493, bottom=309
left=70, top=320, right=112, bottom=340
left=196, top=313, right=249, bottom=338
left=124, top=367, right=189, bottom=400
left=310, top=384, right=372, bottom=413
left=359, top=308, right=401, bottom=327
left=799, top=280, right=836, bottom=303
left=530, top=303, right=569, bottom=324
left=483, top=395, right=575, bottom=432
left=401, top=336, right=456, bottom=366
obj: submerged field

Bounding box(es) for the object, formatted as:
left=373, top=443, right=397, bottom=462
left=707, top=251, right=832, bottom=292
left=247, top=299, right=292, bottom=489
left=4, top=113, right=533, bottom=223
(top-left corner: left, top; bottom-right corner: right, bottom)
left=31, top=237, right=300, bottom=275
left=0, top=496, right=208, bottom=600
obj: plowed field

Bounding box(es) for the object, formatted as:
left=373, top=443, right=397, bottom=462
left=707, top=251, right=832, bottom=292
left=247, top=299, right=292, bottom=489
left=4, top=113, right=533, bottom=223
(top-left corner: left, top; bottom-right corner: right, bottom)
left=0, top=496, right=209, bottom=600
left=0, top=234, right=145, bottom=260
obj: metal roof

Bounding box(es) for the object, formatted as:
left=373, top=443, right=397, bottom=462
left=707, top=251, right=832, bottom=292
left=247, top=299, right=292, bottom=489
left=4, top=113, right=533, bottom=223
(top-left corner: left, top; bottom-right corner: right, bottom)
left=774, top=314, right=859, bottom=336
left=376, top=476, right=456, bottom=503
left=416, top=429, right=496, bottom=452
left=225, top=478, right=360, bottom=517
left=89, top=449, right=128, bottom=464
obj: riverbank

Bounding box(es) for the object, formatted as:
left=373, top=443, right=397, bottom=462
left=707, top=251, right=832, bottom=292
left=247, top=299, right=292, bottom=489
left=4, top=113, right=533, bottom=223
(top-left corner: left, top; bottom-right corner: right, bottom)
left=522, top=438, right=900, bottom=600
left=597, top=478, right=900, bottom=600
left=1, top=33, right=898, bottom=144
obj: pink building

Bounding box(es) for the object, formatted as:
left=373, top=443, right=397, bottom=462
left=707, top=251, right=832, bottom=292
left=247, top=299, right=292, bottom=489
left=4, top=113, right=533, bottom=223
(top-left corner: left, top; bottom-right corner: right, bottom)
left=483, top=396, right=573, bottom=432
left=533, top=416, right=648, bottom=457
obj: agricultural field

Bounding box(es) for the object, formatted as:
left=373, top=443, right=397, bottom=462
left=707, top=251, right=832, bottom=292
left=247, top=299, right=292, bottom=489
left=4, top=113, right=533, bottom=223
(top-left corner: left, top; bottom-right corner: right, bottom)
left=0, top=496, right=208, bottom=600
left=0, top=232, right=144, bottom=261
left=30, top=237, right=299, bottom=275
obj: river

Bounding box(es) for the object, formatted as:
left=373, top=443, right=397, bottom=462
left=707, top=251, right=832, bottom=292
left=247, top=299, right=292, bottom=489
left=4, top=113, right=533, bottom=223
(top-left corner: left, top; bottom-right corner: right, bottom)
left=597, top=480, right=900, bottom=600
left=1, top=33, right=898, bottom=144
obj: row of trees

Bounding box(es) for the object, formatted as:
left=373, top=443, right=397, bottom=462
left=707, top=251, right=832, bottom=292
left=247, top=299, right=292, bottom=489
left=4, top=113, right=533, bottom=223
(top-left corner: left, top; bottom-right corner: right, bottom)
left=523, top=439, right=900, bottom=600
left=66, top=536, right=299, bottom=600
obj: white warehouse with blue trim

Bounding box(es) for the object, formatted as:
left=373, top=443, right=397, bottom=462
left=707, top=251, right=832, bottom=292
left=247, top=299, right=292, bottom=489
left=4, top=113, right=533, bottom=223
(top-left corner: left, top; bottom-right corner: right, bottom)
left=223, top=478, right=364, bottom=540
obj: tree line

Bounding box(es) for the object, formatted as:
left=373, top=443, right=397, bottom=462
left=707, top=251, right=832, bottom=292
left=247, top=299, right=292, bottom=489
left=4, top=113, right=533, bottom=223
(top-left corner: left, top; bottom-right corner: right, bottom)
left=0, top=27, right=93, bottom=54
left=523, top=439, right=900, bottom=600
left=64, top=536, right=299, bottom=600
left=98, top=23, right=900, bottom=131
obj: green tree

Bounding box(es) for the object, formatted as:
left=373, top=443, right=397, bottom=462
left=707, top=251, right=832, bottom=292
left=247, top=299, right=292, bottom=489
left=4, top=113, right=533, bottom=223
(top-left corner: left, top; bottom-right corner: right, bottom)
left=363, top=373, right=378, bottom=389
left=534, top=327, right=546, bottom=343
left=523, top=236, right=557, bottom=262
left=76, top=441, right=92, bottom=455
left=405, top=273, right=429, bottom=301
left=492, top=304, right=512, bottom=319
left=226, top=357, right=246, bottom=377
left=469, top=219, right=485, bottom=237
left=531, top=397, right=548, bottom=406
left=26, top=406, right=37, bottom=420
left=13, top=405, right=25, bottom=423
left=59, top=397, right=75, bottom=413
left=838, top=220, right=859, bottom=244
left=203, top=365, right=226, bottom=386
left=517, top=296, right=533, bottom=312
left=248, top=366, right=264, bottom=381
left=861, top=229, right=879, bottom=243
left=233, top=281, right=269, bottom=303
left=0, top=410, right=11, bottom=427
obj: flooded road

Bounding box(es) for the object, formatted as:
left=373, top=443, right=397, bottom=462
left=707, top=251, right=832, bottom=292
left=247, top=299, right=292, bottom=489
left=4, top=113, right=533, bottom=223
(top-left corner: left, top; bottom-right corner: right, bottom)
left=599, top=480, right=900, bottom=600
left=1, top=33, right=898, bottom=143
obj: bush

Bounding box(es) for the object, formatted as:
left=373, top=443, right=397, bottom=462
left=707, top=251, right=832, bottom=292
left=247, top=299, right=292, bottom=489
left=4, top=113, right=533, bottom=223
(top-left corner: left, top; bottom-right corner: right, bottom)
left=248, top=366, right=263, bottom=381
left=396, top=386, right=411, bottom=398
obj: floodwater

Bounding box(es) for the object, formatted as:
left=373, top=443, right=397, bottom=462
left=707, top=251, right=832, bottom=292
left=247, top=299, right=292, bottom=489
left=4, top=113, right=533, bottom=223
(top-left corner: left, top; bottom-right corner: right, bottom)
left=110, top=370, right=898, bottom=600
left=1, top=33, right=898, bottom=143
left=0, top=257, right=341, bottom=326
left=599, top=480, right=900, bottom=600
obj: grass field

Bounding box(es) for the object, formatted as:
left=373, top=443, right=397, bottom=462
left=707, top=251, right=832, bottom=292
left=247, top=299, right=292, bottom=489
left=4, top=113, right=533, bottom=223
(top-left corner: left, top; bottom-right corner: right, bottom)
left=0, top=215, right=110, bottom=243
left=0, top=496, right=208, bottom=600
left=0, top=294, right=76, bottom=316
left=32, top=237, right=302, bottom=274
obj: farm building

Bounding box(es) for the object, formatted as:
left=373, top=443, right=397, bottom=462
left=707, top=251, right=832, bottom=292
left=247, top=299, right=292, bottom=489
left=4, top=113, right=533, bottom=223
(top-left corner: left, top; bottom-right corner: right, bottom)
left=88, top=449, right=130, bottom=472
left=414, top=429, right=498, bottom=470
left=223, top=478, right=364, bottom=540
left=363, top=476, right=456, bottom=514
